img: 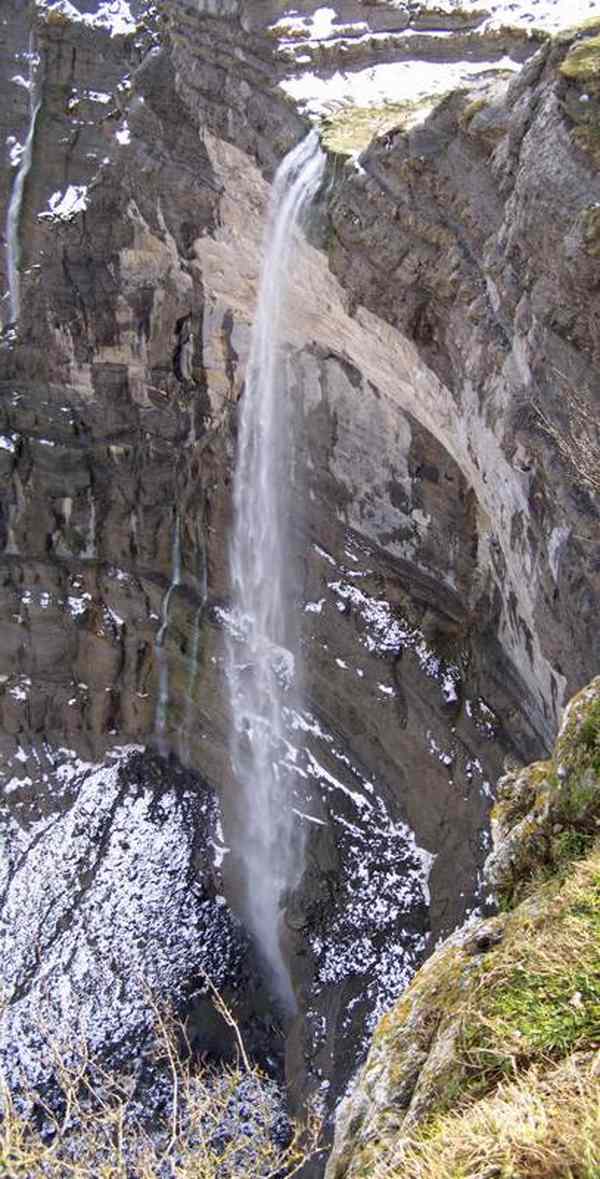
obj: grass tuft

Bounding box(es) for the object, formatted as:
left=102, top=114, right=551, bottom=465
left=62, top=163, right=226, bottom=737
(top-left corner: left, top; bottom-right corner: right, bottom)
left=378, top=1053, right=600, bottom=1179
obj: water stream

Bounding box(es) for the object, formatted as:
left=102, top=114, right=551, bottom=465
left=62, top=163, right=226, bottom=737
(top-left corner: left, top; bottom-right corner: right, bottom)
left=155, top=514, right=182, bottom=749
left=5, top=38, right=41, bottom=328
left=227, top=131, right=325, bottom=1011
left=181, top=527, right=208, bottom=765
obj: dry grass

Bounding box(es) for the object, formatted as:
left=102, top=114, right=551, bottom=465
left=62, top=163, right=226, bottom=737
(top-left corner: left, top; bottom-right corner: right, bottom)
left=320, top=97, right=444, bottom=156
left=0, top=992, right=320, bottom=1178
left=378, top=1052, right=600, bottom=1179
left=458, top=848, right=600, bottom=1097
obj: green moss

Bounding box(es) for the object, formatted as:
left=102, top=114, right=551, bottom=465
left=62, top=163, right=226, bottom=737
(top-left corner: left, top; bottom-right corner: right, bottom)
left=459, top=97, right=488, bottom=128
left=491, top=761, right=554, bottom=831
left=560, top=34, right=600, bottom=83
left=462, top=854, right=600, bottom=1097
left=335, top=685, right=600, bottom=1179
left=487, top=685, right=600, bottom=895
left=552, top=827, right=594, bottom=866
left=576, top=699, right=600, bottom=767
left=335, top=853, right=600, bottom=1179
left=557, top=16, right=600, bottom=45
left=491, top=965, right=600, bottom=1055
left=320, top=95, right=445, bottom=157
left=558, top=773, right=598, bottom=824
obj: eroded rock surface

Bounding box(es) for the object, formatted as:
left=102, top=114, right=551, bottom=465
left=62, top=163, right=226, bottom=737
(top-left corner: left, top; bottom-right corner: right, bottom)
left=1, top=0, right=599, bottom=1154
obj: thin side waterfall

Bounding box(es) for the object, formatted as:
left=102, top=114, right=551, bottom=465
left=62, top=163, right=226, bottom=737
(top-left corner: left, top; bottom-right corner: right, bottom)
left=227, top=130, right=325, bottom=1012
left=181, top=529, right=208, bottom=764
left=155, top=514, right=182, bottom=747
left=5, top=38, right=41, bottom=328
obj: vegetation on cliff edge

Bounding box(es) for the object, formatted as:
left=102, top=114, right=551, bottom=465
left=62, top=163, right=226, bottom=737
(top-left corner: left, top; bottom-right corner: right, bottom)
left=327, top=679, right=600, bottom=1179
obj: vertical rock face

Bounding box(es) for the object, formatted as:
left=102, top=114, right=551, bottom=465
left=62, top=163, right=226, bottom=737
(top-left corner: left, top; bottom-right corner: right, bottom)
left=1, top=0, right=599, bottom=1145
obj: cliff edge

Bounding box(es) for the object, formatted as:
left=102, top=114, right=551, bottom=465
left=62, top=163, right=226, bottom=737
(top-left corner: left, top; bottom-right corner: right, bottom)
left=327, top=674, right=600, bottom=1177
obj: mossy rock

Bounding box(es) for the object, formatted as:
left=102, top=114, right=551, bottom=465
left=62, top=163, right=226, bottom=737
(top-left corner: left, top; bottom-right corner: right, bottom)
left=327, top=680, right=600, bottom=1179
left=582, top=205, right=600, bottom=254
left=488, top=679, right=600, bottom=908
left=555, top=679, right=600, bottom=778
left=491, top=760, right=553, bottom=832
left=459, top=97, right=488, bottom=128
left=327, top=847, right=600, bottom=1179
left=321, top=95, right=447, bottom=158
left=560, top=33, right=600, bottom=83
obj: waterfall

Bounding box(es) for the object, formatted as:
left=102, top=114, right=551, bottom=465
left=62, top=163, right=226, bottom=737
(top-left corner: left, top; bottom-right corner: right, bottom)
left=5, top=39, right=41, bottom=328
left=227, top=131, right=325, bottom=1012
left=155, top=514, right=182, bottom=748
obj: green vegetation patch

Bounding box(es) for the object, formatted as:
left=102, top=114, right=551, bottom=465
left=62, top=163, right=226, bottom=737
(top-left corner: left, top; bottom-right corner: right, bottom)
left=560, top=34, right=600, bottom=83
left=342, top=851, right=600, bottom=1179
left=493, top=682, right=600, bottom=908
left=463, top=851, right=600, bottom=1093
left=557, top=15, right=600, bottom=45
left=339, top=686, right=600, bottom=1179
left=556, top=690, right=600, bottom=775
left=320, top=96, right=443, bottom=157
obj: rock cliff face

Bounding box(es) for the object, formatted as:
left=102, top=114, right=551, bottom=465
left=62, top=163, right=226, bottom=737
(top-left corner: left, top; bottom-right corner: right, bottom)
left=1, top=0, right=599, bottom=1157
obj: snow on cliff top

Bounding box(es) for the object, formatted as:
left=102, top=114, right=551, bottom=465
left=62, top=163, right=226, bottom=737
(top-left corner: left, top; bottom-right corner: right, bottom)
left=36, top=0, right=138, bottom=36
left=281, top=56, right=519, bottom=115
left=275, top=0, right=600, bottom=115
left=273, top=0, right=599, bottom=42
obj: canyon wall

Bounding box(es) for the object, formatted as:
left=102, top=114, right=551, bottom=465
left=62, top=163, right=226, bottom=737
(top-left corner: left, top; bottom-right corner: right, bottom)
left=1, top=0, right=599, bottom=1142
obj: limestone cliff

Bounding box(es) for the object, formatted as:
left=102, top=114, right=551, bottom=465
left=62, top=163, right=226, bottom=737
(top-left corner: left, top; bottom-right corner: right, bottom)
left=1, top=0, right=599, bottom=1162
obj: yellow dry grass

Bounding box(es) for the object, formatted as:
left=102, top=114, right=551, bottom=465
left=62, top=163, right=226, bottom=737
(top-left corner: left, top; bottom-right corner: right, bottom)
left=0, top=995, right=319, bottom=1178
left=378, top=1052, right=600, bottom=1179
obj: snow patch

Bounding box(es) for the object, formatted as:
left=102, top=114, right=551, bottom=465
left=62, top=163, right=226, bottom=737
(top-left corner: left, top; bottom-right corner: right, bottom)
left=281, top=56, right=519, bottom=118
left=39, top=185, right=89, bottom=221
left=36, top=0, right=137, bottom=37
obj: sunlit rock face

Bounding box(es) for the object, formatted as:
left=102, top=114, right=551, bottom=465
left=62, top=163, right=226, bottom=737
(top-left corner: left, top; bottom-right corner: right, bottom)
left=1, top=0, right=599, bottom=1156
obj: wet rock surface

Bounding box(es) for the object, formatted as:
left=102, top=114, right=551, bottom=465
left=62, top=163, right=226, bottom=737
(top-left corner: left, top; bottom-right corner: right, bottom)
left=1, top=0, right=600, bottom=1168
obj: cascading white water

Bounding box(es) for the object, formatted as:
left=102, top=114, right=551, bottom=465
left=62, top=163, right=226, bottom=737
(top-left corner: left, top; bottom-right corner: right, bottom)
left=5, top=39, right=41, bottom=328
left=227, top=131, right=325, bottom=1012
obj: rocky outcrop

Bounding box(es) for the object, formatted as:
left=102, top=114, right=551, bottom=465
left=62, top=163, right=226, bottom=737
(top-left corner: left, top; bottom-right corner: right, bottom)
left=326, top=675, right=600, bottom=1178
left=0, top=743, right=266, bottom=1093
left=1, top=0, right=599, bottom=1156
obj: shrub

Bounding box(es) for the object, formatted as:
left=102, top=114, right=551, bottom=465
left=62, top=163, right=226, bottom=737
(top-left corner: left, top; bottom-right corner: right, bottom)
left=0, top=995, right=320, bottom=1178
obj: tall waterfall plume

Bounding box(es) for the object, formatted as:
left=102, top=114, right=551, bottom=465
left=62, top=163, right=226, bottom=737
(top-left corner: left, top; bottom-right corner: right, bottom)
left=227, top=131, right=325, bottom=1012
left=5, top=37, right=41, bottom=328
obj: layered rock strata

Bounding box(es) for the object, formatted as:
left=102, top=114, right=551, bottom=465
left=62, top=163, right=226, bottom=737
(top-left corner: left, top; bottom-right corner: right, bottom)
left=1, top=0, right=599, bottom=1147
